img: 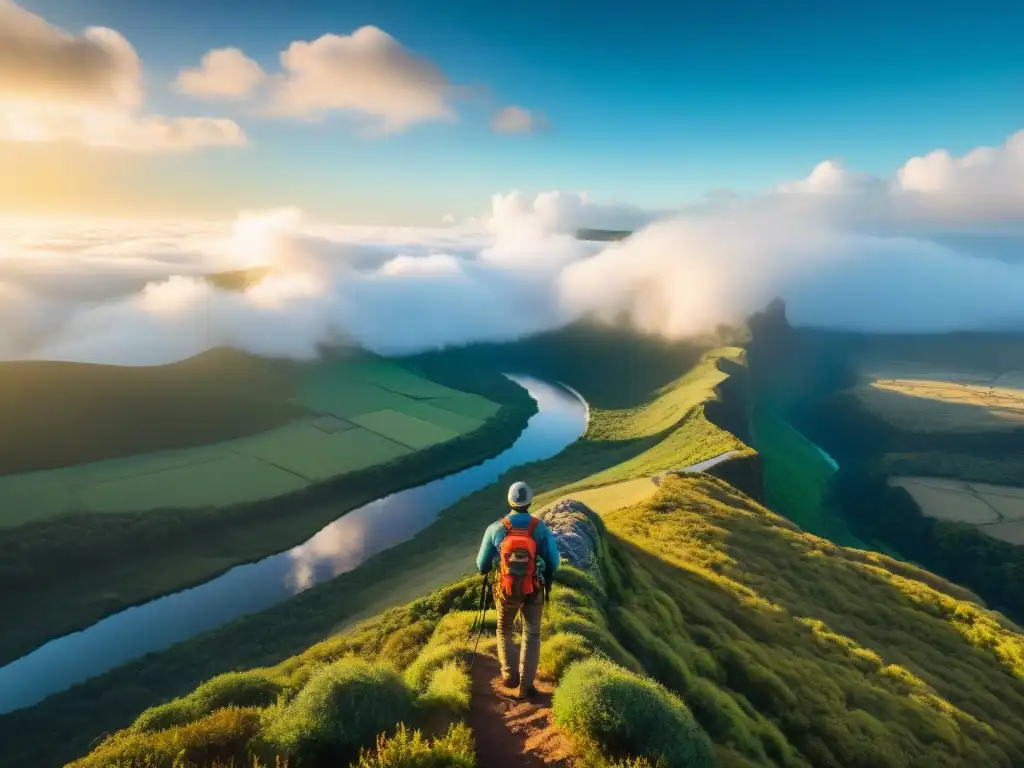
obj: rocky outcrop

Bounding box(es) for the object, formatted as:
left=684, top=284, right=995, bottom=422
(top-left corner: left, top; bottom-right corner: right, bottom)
left=539, top=499, right=605, bottom=588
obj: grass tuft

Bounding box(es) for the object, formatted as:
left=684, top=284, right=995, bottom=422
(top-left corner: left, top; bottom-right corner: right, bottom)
left=553, top=658, right=716, bottom=768
left=418, top=660, right=471, bottom=713
left=257, top=657, right=413, bottom=764
left=353, top=722, right=475, bottom=768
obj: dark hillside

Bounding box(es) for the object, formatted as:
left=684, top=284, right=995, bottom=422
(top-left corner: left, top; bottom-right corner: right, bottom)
left=0, top=349, right=306, bottom=474
left=744, top=307, right=1024, bottom=624
left=410, top=320, right=704, bottom=410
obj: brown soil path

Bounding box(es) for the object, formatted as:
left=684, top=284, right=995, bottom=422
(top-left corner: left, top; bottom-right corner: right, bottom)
left=467, top=653, right=575, bottom=767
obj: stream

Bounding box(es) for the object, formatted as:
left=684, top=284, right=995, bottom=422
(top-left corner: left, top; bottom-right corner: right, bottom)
left=0, top=375, right=588, bottom=714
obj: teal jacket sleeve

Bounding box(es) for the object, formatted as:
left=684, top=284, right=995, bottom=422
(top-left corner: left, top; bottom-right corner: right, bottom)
left=476, top=522, right=498, bottom=574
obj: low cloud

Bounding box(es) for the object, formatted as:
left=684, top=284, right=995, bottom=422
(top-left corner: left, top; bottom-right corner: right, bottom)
left=487, top=190, right=661, bottom=237
left=0, top=1, right=245, bottom=151
left=491, top=105, right=548, bottom=134
left=175, top=47, right=266, bottom=100
left=768, top=131, right=1024, bottom=232
left=3, top=131, right=1024, bottom=365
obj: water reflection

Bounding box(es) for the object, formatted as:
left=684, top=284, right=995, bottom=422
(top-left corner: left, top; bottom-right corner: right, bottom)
left=0, top=375, right=586, bottom=713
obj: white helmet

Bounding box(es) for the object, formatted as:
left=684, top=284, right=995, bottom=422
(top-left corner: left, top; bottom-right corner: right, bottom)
left=508, top=481, right=533, bottom=509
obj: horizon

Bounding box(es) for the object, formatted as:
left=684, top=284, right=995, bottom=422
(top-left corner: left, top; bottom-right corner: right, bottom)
left=2, top=0, right=1024, bottom=365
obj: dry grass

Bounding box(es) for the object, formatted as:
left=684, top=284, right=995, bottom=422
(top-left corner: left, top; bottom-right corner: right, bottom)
left=538, top=479, right=661, bottom=518
left=855, top=364, right=1024, bottom=432
left=892, top=476, right=1024, bottom=545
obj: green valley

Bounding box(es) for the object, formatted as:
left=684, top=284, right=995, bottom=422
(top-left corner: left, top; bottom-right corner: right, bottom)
left=5, top=325, right=1024, bottom=768
left=0, top=348, right=534, bottom=666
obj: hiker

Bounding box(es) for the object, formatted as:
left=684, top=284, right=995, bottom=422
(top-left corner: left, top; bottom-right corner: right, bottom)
left=476, top=481, right=561, bottom=698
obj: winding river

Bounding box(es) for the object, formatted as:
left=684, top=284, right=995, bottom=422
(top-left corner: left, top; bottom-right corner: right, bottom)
left=0, top=375, right=588, bottom=714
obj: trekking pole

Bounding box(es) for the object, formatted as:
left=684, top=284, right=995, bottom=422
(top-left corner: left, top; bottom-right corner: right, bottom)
left=468, top=572, right=489, bottom=670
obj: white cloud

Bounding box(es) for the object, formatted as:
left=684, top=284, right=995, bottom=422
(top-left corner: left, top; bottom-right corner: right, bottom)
left=0, top=1, right=246, bottom=151
left=559, top=211, right=1024, bottom=337
left=491, top=105, right=548, bottom=134
left=265, top=26, right=455, bottom=133
left=0, top=0, right=141, bottom=106
left=896, top=132, right=1024, bottom=195
left=487, top=190, right=662, bottom=236
left=890, top=130, right=1024, bottom=225
left=175, top=47, right=266, bottom=99
left=4, top=129, right=1024, bottom=365
left=773, top=130, right=1024, bottom=231
left=776, top=159, right=876, bottom=195
left=0, top=105, right=246, bottom=150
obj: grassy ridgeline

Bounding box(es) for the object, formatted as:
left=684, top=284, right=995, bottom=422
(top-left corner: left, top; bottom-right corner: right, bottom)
left=0, top=364, right=536, bottom=666
left=50, top=407, right=1024, bottom=766
left=600, top=475, right=1024, bottom=767
left=13, top=332, right=1024, bottom=768
left=0, top=334, right=739, bottom=766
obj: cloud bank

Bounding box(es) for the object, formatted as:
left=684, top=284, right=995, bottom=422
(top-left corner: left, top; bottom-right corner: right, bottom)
left=3, top=131, right=1024, bottom=365
left=0, top=0, right=245, bottom=151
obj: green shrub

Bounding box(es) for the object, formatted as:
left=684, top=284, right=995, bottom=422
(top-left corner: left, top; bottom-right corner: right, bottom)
left=554, top=565, right=606, bottom=600
left=429, top=611, right=487, bottom=649
left=377, top=620, right=437, bottom=671
left=71, top=707, right=263, bottom=768
left=133, top=671, right=281, bottom=732
left=553, top=658, right=716, bottom=768
left=353, top=722, right=475, bottom=767
left=259, top=657, right=413, bottom=763
left=418, top=661, right=471, bottom=713
left=541, top=632, right=600, bottom=681
left=610, top=759, right=666, bottom=768
left=405, top=644, right=470, bottom=693
left=549, top=585, right=606, bottom=626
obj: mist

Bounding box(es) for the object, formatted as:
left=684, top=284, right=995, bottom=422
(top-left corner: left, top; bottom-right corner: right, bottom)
left=3, top=134, right=1024, bottom=365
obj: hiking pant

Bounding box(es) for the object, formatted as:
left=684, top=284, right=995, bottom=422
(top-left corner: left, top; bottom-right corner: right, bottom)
left=494, top=587, right=544, bottom=687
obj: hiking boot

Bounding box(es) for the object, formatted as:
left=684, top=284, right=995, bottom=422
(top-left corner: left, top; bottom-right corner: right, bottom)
left=517, top=684, right=540, bottom=700
left=501, top=673, right=520, bottom=689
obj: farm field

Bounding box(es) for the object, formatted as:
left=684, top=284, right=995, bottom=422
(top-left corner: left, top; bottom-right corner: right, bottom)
left=0, top=355, right=500, bottom=527
left=853, top=363, right=1024, bottom=432
left=891, top=476, right=1024, bottom=545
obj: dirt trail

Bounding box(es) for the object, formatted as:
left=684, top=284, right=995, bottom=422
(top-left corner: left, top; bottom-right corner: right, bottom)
left=467, top=653, right=574, bottom=768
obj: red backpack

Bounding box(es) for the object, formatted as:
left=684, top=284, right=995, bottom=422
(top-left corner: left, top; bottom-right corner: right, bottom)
left=498, top=517, right=540, bottom=598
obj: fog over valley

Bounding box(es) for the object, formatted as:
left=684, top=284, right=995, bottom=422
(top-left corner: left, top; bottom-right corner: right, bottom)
left=3, top=131, right=1024, bottom=364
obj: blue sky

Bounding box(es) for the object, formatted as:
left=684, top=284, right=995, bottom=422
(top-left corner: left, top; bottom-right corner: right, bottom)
left=14, top=0, right=1024, bottom=222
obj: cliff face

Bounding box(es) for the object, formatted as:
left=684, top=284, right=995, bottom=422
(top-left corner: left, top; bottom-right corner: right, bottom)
left=703, top=353, right=765, bottom=503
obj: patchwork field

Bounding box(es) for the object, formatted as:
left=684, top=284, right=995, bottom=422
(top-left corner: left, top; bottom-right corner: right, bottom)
left=854, top=363, right=1024, bottom=432
left=0, top=356, right=500, bottom=527
left=891, top=476, right=1024, bottom=544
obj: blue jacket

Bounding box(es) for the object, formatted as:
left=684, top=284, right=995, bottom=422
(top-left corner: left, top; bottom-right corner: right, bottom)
left=476, top=511, right=561, bottom=582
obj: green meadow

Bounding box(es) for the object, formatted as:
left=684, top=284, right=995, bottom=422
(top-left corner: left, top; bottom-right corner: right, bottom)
left=0, top=354, right=499, bottom=527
